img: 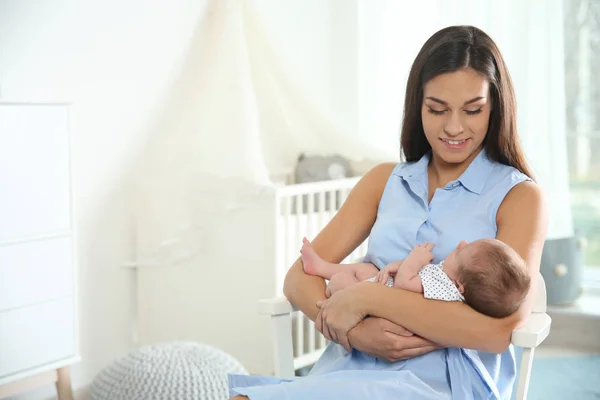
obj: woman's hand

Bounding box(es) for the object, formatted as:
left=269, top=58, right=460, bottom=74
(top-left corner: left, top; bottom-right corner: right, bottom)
left=315, top=283, right=370, bottom=351
left=348, top=317, right=441, bottom=362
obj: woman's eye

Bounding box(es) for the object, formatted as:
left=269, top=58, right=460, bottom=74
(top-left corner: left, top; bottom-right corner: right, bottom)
left=428, top=108, right=446, bottom=115
left=465, top=109, right=482, bottom=115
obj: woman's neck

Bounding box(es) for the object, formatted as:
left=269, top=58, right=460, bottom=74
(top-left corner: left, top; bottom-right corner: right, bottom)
left=428, top=147, right=482, bottom=189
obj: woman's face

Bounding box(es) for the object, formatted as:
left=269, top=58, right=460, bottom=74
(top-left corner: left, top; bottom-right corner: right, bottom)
left=421, top=68, right=491, bottom=165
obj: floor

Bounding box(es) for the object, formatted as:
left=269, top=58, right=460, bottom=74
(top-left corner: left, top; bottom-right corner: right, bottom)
left=525, top=346, right=600, bottom=400
left=524, top=289, right=600, bottom=400
left=536, top=346, right=596, bottom=358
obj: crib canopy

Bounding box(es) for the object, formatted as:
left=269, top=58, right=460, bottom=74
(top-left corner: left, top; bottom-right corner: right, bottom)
left=132, top=0, right=394, bottom=267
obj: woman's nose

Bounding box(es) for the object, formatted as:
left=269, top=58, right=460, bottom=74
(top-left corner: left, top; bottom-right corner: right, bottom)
left=444, top=112, right=464, bottom=137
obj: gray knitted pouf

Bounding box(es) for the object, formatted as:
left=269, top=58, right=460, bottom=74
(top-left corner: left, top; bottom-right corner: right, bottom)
left=88, top=341, right=248, bottom=400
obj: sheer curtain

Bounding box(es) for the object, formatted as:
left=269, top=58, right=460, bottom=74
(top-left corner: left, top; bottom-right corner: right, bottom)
left=355, top=0, right=573, bottom=240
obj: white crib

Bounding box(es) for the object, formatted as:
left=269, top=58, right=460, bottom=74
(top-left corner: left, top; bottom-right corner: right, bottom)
left=272, top=177, right=368, bottom=370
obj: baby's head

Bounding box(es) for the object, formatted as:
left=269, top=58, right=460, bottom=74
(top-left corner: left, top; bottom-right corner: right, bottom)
left=444, top=238, right=530, bottom=318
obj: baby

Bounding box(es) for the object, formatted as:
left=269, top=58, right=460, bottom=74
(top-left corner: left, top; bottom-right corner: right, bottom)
left=301, top=237, right=530, bottom=319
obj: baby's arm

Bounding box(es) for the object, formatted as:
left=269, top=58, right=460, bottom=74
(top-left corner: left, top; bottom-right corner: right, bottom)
left=393, top=243, right=434, bottom=292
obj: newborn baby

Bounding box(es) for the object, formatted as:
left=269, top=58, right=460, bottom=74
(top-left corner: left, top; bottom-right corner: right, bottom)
left=301, top=238, right=530, bottom=318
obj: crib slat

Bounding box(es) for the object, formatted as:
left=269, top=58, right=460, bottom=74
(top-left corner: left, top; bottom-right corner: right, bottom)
left=307, top=193, right=316, bottom=238
left=284, top=196, right=293, bottom=291
left=318, top=191, right=326, bottom=228
left=340, top=188, right=351, bottom=263
left=307, top=319, right=316, bottom=354
left=275, top=196, right=285, bottom=294
left=295, top=312, right=305, bottom=357
left=318, top=328, right=327, bottom=349
left=295, top=193, right=304, bottom=250
left=295, top=193, right=304, bottom=235
left=328, top=189, right=336, bottom=219
left=276, top=196, right=283, bottom=292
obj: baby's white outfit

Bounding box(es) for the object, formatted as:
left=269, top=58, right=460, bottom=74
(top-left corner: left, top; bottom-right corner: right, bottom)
left=373, top=261, right=464, bottom=302
left=417, top=261, right=465, bottom=302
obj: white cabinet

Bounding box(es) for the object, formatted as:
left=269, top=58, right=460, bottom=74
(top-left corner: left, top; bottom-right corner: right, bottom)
left=0, top=105, right=72, bottom=241
left=0, top=103, right=78, bottom=399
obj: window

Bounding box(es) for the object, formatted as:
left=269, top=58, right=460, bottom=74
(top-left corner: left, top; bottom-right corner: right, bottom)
left=564, top=0, right=600, bottom=281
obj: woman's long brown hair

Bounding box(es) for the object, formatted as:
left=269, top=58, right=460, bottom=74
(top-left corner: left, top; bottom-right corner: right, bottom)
left=400, top=25, right=535, bottom=179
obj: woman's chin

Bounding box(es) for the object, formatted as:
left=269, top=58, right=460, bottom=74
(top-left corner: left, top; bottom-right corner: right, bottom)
left=434, top=144, right=481, bottom=165
left=435, top=150, right=472, bottom=165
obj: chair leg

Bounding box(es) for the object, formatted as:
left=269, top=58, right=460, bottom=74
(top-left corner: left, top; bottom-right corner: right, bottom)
left=55, top=367, right=74, bottom=400
left=271, top=313, right=295, bottom=379
left=515, top=347, right=535, bottom=400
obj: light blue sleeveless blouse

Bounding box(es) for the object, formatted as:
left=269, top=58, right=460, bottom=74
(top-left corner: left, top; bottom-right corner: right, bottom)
left=360, top=149, right=532, bottom=398
left=229, top=149, right=532, bottom=400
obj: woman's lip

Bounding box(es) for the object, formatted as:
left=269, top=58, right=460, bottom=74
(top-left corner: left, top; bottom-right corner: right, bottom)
left=440, top=138, right=469, bottom=149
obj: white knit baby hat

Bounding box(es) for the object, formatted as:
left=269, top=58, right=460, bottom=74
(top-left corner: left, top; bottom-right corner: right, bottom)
left=88, top=341, right=248, bottom=400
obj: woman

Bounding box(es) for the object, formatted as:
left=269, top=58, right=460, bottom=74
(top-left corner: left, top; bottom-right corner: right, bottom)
left=230, top=25, right=548, bottom=399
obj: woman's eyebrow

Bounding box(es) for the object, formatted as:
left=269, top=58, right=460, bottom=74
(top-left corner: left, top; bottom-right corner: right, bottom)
left=425, top=96, right=485, bottom=106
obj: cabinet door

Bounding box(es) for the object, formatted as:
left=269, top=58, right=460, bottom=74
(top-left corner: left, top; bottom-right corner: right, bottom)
left=0, top=237, right=73, bottom=312
left=0, top=104, right=71, bottom=242
left=0, top=297, right=76, bottom=379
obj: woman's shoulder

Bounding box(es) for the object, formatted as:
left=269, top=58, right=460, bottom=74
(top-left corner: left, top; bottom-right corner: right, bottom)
left=499, top=179, right=545, bottom=214
left=479, top=159, right=544, bottom=212
left=485, top=161, right=533, bottom=191
left=362, top=162, right=398, bottom=183
left=344, top=162, right=398, bottom=206
left=488, top=162, right=546, bottom=222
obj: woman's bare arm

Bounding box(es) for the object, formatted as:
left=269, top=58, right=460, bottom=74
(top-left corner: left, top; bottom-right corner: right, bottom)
left=357, top=181, right=548, bottom=354
left=282, top=163, right=395, bottom=321
left=495, top=181, right=549, bottom=329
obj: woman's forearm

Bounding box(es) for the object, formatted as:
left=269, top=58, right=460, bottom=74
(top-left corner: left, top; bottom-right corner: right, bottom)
left=361, top=283, right=513, bottom=353
left=281, top=164, right=394, bottom=322
left=283, top=259, right=327, bottom=322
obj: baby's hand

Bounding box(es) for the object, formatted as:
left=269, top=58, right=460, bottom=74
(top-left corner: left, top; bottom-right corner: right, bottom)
left=376, top=262, right=401, bottom=284
left=411, top=242, right=435, bottom=264
left=415, top=243, right=434, bottom=252
left=376, top=268, right=393, bottom=285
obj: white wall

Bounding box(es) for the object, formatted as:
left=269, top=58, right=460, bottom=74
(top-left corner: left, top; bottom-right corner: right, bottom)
left=0, top=0, right=209, bottom=397
left=0, top=0, right=336, bottom=397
